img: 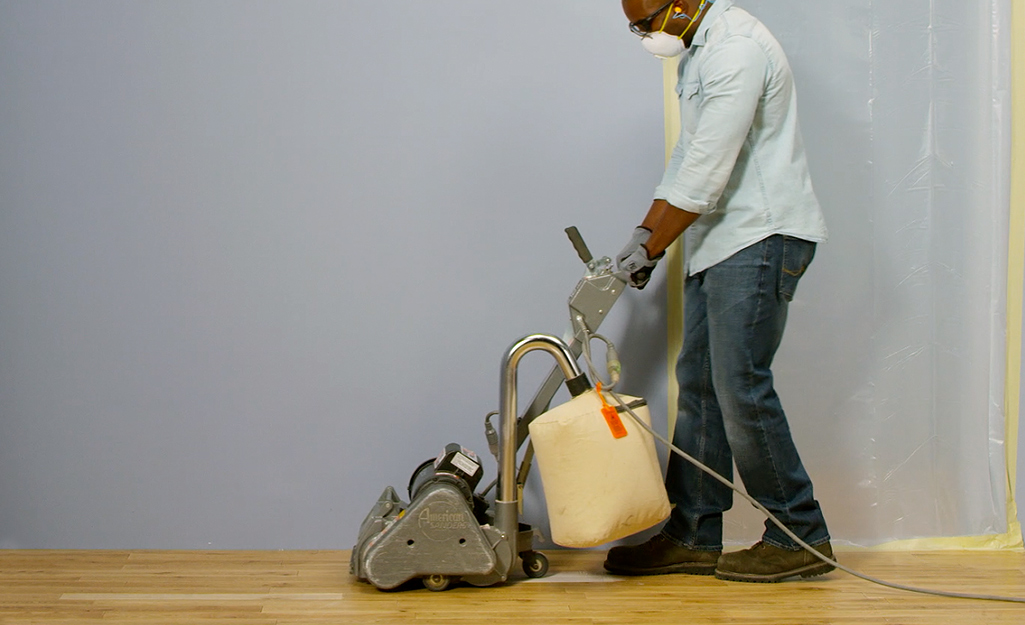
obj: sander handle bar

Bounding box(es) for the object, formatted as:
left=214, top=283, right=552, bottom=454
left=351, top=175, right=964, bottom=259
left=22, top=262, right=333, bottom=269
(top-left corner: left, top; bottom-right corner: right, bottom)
left=565, top=226, right=593, bottom=264
left=513, top=227, right=627, bottom=448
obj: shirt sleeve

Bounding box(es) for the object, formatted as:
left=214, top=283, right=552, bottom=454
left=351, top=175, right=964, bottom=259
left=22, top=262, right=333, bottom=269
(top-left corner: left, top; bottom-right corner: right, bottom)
left=654, top=36, right=769, bottom=214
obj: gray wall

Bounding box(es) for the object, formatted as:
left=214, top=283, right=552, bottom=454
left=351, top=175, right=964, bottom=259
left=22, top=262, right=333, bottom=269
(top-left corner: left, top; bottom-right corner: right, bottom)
left=1, top=0, right=1021, bottom=549
left=0, top=0, right=668, bottom=549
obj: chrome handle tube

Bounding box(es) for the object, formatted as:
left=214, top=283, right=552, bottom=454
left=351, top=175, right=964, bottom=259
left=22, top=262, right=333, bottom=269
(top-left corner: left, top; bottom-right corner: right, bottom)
left=495, top=334, right=583, bottom=561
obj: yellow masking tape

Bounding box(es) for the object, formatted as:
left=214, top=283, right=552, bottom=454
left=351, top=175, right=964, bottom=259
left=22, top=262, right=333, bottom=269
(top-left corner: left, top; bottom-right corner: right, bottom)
left=1003, top=0, right=1025, bottom=547
left=663, top=57, right=684, bottom=438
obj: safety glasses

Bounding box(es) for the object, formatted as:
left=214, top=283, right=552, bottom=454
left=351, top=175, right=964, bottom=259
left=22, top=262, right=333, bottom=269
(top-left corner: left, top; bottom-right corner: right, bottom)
left=628, top=1, right=677, bottom=36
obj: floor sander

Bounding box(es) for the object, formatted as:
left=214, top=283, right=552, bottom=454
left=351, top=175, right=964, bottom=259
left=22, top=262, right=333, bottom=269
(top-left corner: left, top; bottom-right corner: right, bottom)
left=350, top=228, right=627, bottom=591
left=349, top=231, right=1025, bottom=606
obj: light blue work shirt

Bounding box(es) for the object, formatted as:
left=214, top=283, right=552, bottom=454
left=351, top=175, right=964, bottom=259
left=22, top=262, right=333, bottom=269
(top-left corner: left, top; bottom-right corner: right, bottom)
left=655, top=0, right=828, bottom=275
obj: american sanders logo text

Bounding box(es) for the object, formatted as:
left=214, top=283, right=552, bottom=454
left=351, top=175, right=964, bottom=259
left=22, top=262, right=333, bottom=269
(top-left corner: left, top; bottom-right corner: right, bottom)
left=418, top=507, right=470, bottom=531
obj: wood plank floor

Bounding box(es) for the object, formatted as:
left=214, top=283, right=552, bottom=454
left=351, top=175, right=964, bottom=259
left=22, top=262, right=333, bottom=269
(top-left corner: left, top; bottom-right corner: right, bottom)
left=1, top=549, right=1023, bottom=624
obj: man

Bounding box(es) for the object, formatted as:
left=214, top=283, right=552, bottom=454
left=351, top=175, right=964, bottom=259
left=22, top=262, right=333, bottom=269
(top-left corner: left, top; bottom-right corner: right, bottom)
left=606, top=0, right=834, bottom=583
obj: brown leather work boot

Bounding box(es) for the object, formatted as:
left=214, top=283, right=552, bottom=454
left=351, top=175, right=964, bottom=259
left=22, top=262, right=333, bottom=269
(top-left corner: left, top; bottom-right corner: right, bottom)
left=603, top=533, right=721, bottom=576
left=714, top=541, right=836, bottom=583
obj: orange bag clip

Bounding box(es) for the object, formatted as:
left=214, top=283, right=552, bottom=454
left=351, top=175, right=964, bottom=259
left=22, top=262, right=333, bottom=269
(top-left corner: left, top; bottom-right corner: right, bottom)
left=596, top=382, right=628, bottom=439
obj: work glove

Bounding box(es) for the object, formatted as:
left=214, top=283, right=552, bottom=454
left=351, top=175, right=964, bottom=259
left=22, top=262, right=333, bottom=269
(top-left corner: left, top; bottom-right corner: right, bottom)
left=616, top=227, right=651, bottom=269
left=618, top=245, right=663, bottom=290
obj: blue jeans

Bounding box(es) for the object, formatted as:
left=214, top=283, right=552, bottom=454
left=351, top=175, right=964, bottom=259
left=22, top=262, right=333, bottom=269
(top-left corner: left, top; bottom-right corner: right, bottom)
left=662, top=235, right=830, bottom=551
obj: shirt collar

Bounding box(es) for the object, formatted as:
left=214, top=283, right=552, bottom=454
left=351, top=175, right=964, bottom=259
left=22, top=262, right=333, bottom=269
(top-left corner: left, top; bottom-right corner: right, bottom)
left=691, top=0, right=733, bottom=47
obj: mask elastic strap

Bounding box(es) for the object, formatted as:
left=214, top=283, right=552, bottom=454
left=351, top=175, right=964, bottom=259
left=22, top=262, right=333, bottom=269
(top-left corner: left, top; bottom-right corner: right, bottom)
left=656, top=5, right=677, bottom=34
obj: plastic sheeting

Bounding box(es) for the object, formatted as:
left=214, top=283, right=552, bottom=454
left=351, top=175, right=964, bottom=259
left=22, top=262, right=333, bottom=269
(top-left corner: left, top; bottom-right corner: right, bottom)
left=676, top=0, right=1017, bottom=547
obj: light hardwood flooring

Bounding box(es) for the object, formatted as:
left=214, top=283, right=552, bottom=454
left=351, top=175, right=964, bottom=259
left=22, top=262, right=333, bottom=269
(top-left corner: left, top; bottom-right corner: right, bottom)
left=1, top=549, right=1024, bottom=624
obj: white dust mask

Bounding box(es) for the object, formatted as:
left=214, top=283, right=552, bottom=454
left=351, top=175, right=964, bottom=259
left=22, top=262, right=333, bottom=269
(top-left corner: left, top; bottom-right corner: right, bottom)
left=641, top=31, right=687, bottom=59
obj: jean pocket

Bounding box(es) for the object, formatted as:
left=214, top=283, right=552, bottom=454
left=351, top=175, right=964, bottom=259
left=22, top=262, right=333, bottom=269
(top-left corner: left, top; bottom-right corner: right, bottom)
left=779, top=236, right=816, bottom=302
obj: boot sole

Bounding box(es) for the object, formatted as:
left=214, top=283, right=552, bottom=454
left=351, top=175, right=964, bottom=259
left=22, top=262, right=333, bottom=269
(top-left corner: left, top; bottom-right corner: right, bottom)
left=603, top=561, right=718, bottom=577
left=714, top=562, right=835, bottom=583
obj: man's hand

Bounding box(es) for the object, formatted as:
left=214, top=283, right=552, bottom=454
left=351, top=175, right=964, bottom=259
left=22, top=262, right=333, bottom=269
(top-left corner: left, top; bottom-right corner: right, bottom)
left=616, top=227, right=651, bottom=269
left=618, top=244, right=663, bottom=290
